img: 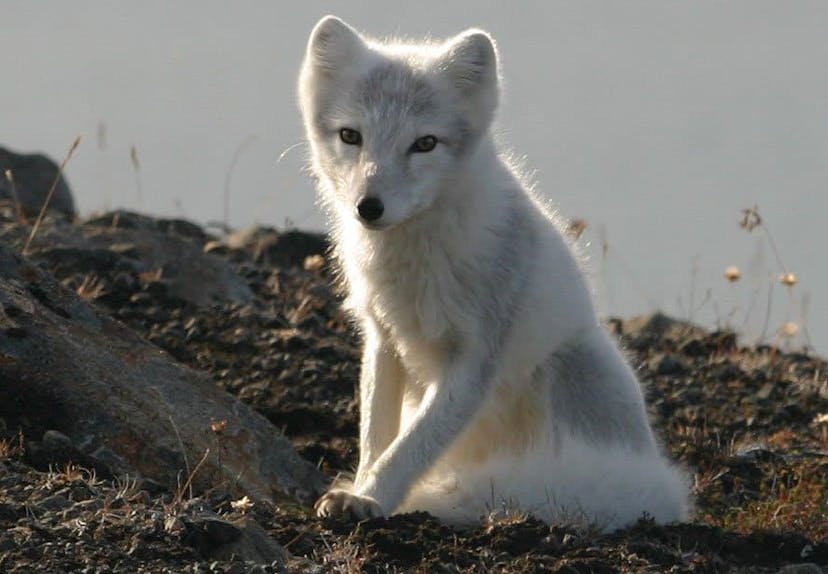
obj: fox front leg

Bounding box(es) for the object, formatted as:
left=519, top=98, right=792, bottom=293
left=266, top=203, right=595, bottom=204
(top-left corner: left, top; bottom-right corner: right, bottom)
left=353, top=350, right=494, bottom=515
left=315, top=318, right=404, bottom=520
left=355, top=319, right=404, bottom=486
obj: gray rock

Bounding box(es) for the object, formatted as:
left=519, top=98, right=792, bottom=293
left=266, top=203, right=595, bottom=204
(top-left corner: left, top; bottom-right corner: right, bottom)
left=206, top=517, right=289, bottom=566
left=0, top=209, right=253, bottom=308
left=42, top=429, right=74, bottom=450
left=224, top=227, right=327, bottom=269
left=39, top=493, right=71, bottom=511
left=777, top=564, right=824, bottom=574
left=0, top=146, right=76, bottom=219
left=650, top=353, right=687, bottom=376
left=0, top=242, right=325, bottom=504
left=41, top=429, right=74, bottom=451
left=27, top=429, right=103, bottom=472
left=0, top=534, right=16, bottom=552
left=85, top=211, right=254, bottom=307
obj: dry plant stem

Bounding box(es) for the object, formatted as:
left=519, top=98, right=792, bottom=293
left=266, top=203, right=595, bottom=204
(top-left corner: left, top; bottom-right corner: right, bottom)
left=173, top=448, right=210, bottom=507
left=741, top=281, right=762, bottom=333
left=97, top=122, right=107, bottom=150
left=688, top=256, right=699, bottom=322
left=783, top=284, right=796, bottom=341
left=4, top=170, right=26, bottom=224
left=23, top=136, right=81, bottom=255
left=758, top=277, right=774, bottom=345
left=213, top=433, right=223, bottom=480
left=800, top=292, right=814, bottom=350
left=130, top=145, right=142, bottom=203
left=223, top=134, right=258, bottom=229
left=760, top=220, right=788, bottom=274
left=168, top=415, right=192, bottom=499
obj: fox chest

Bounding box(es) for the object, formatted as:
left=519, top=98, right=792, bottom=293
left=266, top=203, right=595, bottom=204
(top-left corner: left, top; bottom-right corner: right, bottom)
left=364, top=263, right=458, bottom=380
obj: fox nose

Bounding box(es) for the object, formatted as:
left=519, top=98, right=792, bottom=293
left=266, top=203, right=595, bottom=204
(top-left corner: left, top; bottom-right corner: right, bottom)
left=356, top=196, right=384, bottom=222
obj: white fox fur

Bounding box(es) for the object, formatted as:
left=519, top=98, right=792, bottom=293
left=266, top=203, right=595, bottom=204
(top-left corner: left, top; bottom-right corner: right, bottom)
left=298, top=16, right=689, bottom=531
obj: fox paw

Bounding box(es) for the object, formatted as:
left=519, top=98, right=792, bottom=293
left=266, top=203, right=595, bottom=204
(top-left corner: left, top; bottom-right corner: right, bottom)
left=314, top=489, right=383, bottom=521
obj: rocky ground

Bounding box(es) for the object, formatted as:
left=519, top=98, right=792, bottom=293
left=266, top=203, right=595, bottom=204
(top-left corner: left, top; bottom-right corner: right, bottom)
left=0, top=207, right=826, bottom=573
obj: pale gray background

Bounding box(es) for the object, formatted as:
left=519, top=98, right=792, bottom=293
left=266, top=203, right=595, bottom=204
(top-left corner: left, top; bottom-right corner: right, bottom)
left=4, top=1, right=826, bottom=353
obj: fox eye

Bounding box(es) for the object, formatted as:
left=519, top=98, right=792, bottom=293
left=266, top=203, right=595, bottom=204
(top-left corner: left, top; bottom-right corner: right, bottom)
left=411, top=135, right=438, bottom=153
left=339, top=128, right=362, bottom=146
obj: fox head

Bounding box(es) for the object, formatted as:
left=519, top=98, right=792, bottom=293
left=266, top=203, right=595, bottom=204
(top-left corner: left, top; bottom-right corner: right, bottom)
left=299, top=16, right=499, bottom=230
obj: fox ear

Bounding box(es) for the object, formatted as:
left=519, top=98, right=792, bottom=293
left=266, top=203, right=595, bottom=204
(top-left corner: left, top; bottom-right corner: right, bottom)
left=304, top=16, right=366, bottom=75
left=436, top=29, right=499, bottom=129
left=438, top=29, right=498, bottom=96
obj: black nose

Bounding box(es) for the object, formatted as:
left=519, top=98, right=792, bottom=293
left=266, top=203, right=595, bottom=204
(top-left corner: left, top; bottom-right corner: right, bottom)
left=356, top=196, right=384, bottom=222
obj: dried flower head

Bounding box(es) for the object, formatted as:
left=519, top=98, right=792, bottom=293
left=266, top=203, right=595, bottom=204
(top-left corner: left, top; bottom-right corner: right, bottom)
left=566, top=218, right=588, bottom=240
left=724, top=266, right=741, bottom=282
left=3, top=169, right=12, bottom=183
left=778, top=322, right=799, bottom=338
left=210, top=419, right=228, bottom=435
left=138, top=268, right=163, bottom=283
left=779, top=272, right=798, bottom=287
left=230, top=495, right=254, bottom=514
left=303, top=254, right=325, bottom=272
left=739, top=206, right=762, bottom=232
left=813, top=413, right=828, bottom=426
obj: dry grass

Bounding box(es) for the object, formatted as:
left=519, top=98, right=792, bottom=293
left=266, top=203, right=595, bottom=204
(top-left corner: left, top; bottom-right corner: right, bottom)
left=0, top=431, right=25, bottom=460
left=814, top=413, right=828, bottom=449
left=315, top=530, right=371, bottom=574
left=45, top=463, right=100, bottom=489
left=729, top=205, right=812, bottom=351
left=130, top=144, right=142, bottom=203
left=164, top=447, right=211, bottom=532
left=3, top=169, right=27, bottom=224
left=138, top=267, right=164, bottom=283
left=713, top=460, right=828, bottom=540
left=22, top=135, right=81, bottom=255
left=75, top=274, right=108, bottom=301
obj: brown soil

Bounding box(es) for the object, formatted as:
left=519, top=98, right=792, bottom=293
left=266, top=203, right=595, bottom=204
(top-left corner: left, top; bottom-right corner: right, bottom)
left=0, top=210, right=825, bottom=573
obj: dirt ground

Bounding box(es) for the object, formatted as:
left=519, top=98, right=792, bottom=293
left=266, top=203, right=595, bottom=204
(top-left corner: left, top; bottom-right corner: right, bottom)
left=0, top=210, right=826, bottom=573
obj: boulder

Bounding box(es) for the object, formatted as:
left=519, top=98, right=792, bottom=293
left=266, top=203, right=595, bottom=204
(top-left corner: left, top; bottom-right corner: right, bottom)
left=224, top=227, right=328, bottom=268
left=0, top=146, right=77, bottom=219
left=0, top=243, right=326, bottom=504
left=0, top=210, right=253, bottom=308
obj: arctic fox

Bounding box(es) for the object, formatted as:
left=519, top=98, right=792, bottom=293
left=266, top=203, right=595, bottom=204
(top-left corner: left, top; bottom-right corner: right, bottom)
left=299, top=16, right=688, bottom=530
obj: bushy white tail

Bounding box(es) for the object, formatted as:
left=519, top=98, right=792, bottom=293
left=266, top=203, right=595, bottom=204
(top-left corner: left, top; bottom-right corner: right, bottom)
left=400, top=437, right=689, bottom=531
